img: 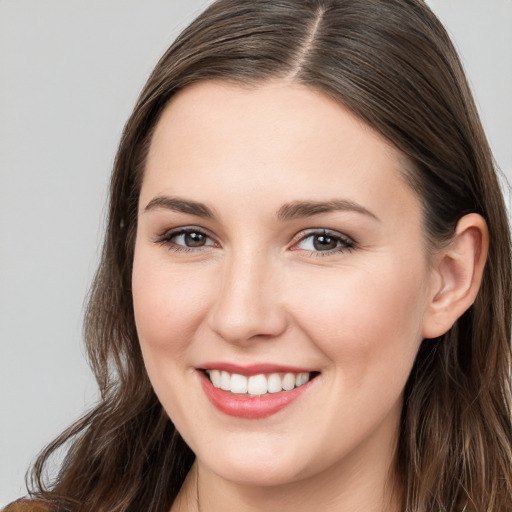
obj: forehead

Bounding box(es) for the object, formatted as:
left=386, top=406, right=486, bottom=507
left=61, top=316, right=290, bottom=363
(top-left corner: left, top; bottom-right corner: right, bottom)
left=142, top=80, right=419, bottom=224
left=149, top=80, right=397, bottom=165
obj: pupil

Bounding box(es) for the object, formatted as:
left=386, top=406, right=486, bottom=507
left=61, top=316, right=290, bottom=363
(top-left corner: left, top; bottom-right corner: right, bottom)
left=185, top=232, right=205, bottom=247
left=313, top=234, right=337, bottom=251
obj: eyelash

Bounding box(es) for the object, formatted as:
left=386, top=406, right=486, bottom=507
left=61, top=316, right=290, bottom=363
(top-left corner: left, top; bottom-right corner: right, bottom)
left=155, top=227, right=216, bottom=253
left=292, top=229, right=356, bottom=256
left=154, top=227, right=356, bottom=256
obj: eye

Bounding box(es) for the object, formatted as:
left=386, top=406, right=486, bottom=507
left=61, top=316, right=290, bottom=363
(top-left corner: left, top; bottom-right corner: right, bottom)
left=156, top=227, right=217, bottom=251
left=294, top=229, right=355, bottom=254
left=172, top=230, right=211, bottom=247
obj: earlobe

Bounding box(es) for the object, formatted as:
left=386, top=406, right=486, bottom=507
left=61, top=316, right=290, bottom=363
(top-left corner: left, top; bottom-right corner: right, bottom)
left=422, top=213, right=489, bottom=339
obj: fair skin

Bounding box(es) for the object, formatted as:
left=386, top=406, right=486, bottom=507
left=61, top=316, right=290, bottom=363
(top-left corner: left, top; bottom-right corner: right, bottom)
left=132, top=80, right=488, bottom=512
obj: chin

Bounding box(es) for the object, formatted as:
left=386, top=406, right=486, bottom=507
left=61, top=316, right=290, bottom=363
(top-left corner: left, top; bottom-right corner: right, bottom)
left=194, top=438, right=313, bottom=487
left=207, top=459, right=307, bottom=488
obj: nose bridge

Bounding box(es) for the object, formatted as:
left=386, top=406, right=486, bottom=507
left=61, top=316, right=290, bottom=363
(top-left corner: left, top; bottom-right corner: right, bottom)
left=208, top=245, right=286, bottom=343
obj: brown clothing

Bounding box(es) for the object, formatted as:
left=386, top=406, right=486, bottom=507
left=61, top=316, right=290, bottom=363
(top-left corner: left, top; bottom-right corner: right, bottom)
left=2, top=500, right=50, bottom=512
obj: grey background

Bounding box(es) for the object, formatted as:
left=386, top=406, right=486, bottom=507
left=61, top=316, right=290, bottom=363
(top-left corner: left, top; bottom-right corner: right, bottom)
left=1, top=0, right=511, bottom=505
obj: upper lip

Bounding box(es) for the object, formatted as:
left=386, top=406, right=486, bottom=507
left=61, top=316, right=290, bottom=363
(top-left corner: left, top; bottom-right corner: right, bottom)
left=199, top=362, right=315, bottom=376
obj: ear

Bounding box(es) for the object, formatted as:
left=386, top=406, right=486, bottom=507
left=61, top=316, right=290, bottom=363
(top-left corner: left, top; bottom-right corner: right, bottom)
left=422, top=213, right=489, bottom=339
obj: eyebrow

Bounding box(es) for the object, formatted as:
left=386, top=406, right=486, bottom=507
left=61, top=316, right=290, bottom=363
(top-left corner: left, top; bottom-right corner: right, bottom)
left=143, top=195, right=379, bottom=222
left=277, top=199, right=380, bottom=222
left=144, top=196, right=215, bottom=218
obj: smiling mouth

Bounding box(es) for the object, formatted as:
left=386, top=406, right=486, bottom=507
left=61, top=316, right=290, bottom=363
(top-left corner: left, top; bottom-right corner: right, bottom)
left=204, top=369, right=318, bottom=396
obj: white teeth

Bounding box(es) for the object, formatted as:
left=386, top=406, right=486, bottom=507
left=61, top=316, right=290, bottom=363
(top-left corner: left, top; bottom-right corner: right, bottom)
left=230, top=373, right=248, bottom=394
left=282, top=372, right=296, bottom=391
left=210, top=369, right=221, bottom=388
left=248, top=374, right=267, bottom=395
left=296, top=372, right=309, bottom=386
left=220, top=371, right=231, bottom=391
left=267, top=373, right=282, bottom=393
left=206, top=370, right=313, bottom=395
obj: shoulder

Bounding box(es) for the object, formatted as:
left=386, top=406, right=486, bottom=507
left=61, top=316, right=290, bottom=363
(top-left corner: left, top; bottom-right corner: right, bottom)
left=2, top=499, right=50, bottom=512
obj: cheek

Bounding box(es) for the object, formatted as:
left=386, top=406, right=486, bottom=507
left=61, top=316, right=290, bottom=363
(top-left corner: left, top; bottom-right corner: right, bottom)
left=288, top=262, right=428, bottom=379
left=131, top=250, right=218, bottom=424
left=131, top=252, right=213, bottom=359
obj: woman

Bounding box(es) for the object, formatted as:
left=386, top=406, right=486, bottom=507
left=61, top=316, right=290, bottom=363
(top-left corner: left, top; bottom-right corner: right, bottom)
left=6, top=0, right=512, bottom=510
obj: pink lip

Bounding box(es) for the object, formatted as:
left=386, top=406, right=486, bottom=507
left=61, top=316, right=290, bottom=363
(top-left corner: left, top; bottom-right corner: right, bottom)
left=198, top=368, right=316, bottom=420
left=200, top=362, right=312, bottom=376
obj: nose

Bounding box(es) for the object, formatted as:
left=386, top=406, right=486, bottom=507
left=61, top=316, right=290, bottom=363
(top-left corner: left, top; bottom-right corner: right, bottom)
left=207, top=250, right=288, bottom=344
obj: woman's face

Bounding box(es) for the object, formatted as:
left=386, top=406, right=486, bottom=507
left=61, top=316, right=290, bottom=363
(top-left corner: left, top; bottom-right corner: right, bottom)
left=133, top=81, right=437, bottom=489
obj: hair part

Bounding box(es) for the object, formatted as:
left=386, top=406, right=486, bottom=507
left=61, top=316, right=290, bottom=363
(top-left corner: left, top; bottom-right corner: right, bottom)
left=28, top=1, right=512, bottom=511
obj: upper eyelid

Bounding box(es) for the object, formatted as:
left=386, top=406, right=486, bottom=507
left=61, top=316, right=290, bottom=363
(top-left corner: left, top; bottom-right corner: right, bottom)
left=154, top=226, right=218, bottom=247
left=289, top=230, right=357, bottom=255
left=154, top=226, right=355, bottom=249
left=158, top=225, right=213, bottom=238
left=291, top=228, right=355, bottom=244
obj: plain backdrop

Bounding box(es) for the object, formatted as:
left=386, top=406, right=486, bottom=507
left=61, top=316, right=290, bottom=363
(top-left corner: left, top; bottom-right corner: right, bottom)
left=1, top=0, right=511, bottom=505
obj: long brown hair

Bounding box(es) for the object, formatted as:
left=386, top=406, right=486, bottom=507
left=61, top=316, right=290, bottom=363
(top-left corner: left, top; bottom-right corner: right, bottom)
left=28, top=1, right=512, bottom=510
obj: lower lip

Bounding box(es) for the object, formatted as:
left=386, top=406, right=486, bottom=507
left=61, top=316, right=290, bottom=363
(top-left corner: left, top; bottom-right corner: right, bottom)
left=199, top=372, right=313, bottom=419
